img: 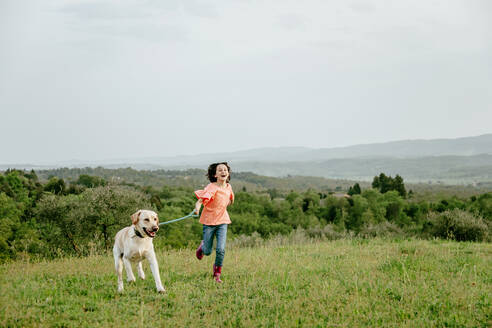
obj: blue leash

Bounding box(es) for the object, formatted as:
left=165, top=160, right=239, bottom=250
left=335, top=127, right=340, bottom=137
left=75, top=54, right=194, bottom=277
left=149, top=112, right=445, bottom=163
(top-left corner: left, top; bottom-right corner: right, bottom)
left=159, top=211, right=198, bottom=226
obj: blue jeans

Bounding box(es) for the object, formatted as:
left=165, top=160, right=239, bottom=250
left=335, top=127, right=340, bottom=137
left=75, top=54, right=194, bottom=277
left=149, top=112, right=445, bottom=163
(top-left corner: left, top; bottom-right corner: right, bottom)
left=202, top=224, right=228, bottom=267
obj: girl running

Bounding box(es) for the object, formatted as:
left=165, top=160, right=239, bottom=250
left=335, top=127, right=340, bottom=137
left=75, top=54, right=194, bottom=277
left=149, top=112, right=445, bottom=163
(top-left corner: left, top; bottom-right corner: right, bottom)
left=194, top=162, right=234, bottom=283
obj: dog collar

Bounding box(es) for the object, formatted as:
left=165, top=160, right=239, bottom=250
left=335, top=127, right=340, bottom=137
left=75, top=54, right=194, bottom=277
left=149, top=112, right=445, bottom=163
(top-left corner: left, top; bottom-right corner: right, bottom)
left=134, top=228, right=145, bottom=238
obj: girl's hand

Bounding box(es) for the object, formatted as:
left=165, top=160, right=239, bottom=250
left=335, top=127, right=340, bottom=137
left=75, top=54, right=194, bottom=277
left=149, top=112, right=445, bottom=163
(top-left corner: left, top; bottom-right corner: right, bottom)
left=194, top=199, right=202, bottom=215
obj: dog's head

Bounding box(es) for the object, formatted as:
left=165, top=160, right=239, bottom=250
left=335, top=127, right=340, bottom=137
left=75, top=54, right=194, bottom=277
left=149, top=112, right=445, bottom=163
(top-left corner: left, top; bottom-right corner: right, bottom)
left=131, top=210, right=160, bottom=238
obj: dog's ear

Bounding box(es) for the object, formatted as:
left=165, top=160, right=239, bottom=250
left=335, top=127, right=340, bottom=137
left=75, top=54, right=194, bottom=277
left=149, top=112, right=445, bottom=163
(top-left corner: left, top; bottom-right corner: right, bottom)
left=131, top=210, right=141, bottom=225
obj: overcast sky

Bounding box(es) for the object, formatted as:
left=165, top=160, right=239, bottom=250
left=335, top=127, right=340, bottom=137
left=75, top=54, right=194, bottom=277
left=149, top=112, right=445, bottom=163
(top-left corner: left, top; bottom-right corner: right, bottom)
left=1, top=0, right=491, bottom=164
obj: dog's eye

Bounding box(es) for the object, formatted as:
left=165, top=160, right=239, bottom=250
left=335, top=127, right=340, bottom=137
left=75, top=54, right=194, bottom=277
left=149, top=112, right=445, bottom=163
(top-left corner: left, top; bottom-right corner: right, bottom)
left=144, top=219, right=150, bottom=222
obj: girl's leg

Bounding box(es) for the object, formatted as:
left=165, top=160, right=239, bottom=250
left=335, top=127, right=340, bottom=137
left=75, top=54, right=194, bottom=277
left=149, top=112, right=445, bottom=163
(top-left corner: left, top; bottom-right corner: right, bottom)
left=213, top=224, right=228, bottom=282
left=214, top=224, right=228, bottom=267
left=201, top=225, right=216, bottom=256
left=195, top=240, right=204, bottom=260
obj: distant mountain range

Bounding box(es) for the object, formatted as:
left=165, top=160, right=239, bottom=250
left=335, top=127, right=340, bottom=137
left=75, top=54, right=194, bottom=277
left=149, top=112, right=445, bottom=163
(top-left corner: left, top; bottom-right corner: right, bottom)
left=2, top=134, right=492, bottom=184
left=96, top=133, right=492, bottom=165
left=230, top=154, right=492, bottom=185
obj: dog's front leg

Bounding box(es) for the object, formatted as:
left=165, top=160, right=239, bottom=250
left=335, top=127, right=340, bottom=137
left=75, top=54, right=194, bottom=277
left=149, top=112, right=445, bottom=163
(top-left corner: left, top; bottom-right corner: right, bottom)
left=146, top=251, right=165, bottom=293
left=123, top=257, right=136, bottom=282
left=137, top=260, right=145, bottom=280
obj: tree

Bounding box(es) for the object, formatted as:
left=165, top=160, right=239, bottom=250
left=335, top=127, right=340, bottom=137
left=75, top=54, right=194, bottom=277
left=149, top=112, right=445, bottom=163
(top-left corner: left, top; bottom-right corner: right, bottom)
left=381, top=191, right=407, bottom=225
left=348, top=183, right=361, bottom=196
left=302, top=189, right=320, bottom=214
left=76, top=185, right=151, bottom=250
left=76, top=175, right=107, bottom=188
left=35, top=193, right=79, bottom=254
left=285, top=191, right=301, bottom=204
left=346, top=195, right=369, bottom=231
left=150, top=195, right=163, bottom=210
left=0, top=170, right=30, bottom=205
left=361, top=189, right=386, bottom=223
left=372, top=173, right=407, bottom=198
left=266, top=188, right=279, bottom=200
left=44, top=177, right=66, bottom=195
left=0, top=192, right=22, bottom=261
left=469, top=192, right=492, bottom=221
left=393, top=175, right=406, bottom=198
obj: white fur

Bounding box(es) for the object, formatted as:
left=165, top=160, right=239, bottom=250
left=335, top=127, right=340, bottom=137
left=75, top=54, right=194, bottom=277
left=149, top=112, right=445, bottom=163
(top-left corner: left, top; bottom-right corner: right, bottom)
left=113, top=210, right=165, bottom=293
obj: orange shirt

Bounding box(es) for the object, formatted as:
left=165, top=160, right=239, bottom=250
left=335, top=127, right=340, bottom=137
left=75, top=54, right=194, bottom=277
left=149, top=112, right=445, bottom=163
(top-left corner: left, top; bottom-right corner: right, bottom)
left=195, top=183, right=234, bottom=225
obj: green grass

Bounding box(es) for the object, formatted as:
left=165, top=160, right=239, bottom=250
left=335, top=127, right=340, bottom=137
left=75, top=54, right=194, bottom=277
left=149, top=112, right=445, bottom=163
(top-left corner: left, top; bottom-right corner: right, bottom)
left=1, top=238, right=491, bottom=327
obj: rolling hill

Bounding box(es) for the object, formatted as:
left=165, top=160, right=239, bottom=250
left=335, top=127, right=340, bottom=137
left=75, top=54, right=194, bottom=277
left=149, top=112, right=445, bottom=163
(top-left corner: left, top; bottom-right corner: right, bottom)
left=2, top=134, right=492, bottom=184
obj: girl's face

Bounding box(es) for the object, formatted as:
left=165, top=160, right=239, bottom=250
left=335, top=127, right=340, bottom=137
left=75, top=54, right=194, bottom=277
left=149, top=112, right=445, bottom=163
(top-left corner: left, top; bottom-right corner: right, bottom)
left=215, top=164, right=229, bottom=183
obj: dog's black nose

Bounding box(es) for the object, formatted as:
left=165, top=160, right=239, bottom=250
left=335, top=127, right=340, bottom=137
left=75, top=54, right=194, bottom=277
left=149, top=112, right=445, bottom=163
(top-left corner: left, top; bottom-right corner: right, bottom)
left=152, top=226, right=159, bottom=232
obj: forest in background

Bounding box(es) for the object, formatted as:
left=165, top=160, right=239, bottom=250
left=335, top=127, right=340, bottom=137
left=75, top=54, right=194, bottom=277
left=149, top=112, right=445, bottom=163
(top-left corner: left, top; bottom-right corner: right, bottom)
left=35, top=166, right=490, bottom=198
left=0, top=167, right=490, bottom=262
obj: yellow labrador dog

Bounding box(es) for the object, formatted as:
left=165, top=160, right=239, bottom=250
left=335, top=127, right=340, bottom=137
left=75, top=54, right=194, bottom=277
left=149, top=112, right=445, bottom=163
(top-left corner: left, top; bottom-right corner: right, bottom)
left=113, top=210, right=165, bottom=293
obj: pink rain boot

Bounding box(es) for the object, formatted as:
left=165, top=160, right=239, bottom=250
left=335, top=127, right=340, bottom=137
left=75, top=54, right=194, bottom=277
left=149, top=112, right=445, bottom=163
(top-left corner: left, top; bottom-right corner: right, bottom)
left=213, top=264, right=222, bottom=283
left=195, top=241, right=204, bottom=260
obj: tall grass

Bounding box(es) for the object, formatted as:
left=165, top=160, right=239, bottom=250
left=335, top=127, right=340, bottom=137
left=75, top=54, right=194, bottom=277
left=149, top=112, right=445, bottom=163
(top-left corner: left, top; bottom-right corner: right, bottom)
left=1, top=238, right=490, bottom=327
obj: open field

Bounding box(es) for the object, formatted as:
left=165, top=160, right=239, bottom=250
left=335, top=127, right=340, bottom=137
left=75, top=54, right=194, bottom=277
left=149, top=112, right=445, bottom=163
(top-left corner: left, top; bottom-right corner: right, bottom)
left=1, top=238, right=491, bottom=327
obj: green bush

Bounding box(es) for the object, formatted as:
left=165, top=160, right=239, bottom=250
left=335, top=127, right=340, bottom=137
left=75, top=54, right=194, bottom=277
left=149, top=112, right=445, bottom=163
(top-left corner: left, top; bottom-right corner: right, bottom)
left=469, top=192, right=492, bottom=221
left=424, top=209, right=489, bottom=242
left=358, top=221, right=403, bottom=239
left=229, top=232, right=265, bottom=248
left=305, top=224, right=348, bottom=240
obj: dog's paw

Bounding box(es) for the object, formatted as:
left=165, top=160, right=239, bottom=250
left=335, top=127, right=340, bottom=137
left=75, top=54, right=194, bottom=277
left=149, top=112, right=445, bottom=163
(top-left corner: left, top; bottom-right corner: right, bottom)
left=157, top=287, right=166, bottom=293
left=118, top=288, right=124, bottom=293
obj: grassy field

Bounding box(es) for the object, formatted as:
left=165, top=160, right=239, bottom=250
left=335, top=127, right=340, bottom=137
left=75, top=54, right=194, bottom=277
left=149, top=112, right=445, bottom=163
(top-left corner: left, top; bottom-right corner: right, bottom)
left=1, top=238, right=491, bottom=327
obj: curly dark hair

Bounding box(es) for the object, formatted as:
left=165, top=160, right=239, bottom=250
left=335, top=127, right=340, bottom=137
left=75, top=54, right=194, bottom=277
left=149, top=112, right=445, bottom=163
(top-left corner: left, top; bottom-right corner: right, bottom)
left=207, top=162, right=231, bottom=183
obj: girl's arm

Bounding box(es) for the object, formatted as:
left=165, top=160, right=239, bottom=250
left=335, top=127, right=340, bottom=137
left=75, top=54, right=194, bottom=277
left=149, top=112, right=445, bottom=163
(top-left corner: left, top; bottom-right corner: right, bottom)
left=229, top=188, right=234, bottom=206
left=194, top=199, right=203, bottom=215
